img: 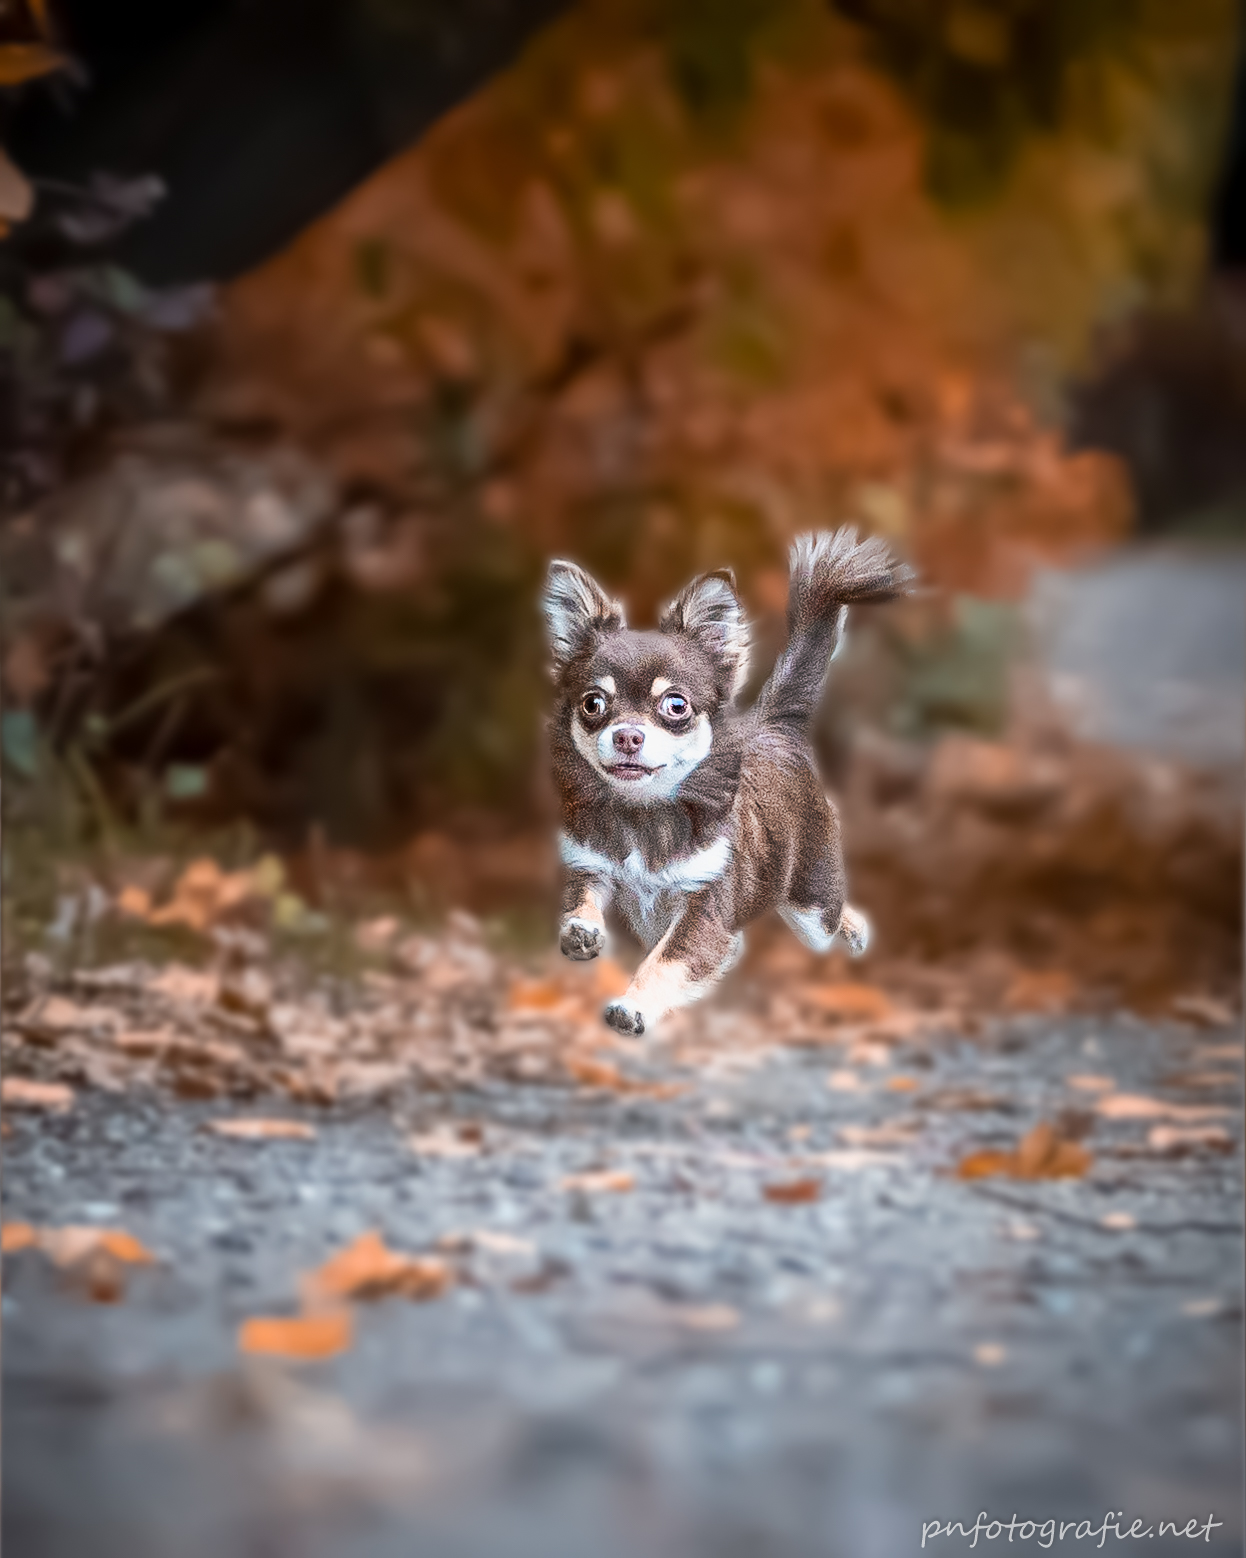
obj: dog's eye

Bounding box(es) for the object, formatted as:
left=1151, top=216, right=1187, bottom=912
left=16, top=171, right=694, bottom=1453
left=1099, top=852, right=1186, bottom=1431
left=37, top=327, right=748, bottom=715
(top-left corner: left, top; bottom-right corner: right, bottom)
left=581, top=691, right=607, bottom=719
left=658, top=692, right=690, bottom=721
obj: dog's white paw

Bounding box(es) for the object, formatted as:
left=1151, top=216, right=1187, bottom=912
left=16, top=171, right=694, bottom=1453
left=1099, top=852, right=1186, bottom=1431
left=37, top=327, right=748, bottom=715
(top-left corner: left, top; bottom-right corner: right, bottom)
left=837, top=904, right=870, bottom=956
left=603, top=997, right=645, bottom=1037
left=560, top=917, right=605, bottom=961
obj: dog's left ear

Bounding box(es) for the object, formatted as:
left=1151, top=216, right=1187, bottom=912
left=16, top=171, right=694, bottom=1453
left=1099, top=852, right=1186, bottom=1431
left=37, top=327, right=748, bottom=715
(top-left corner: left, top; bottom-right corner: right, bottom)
left=660, top=568, right=750, bottom=699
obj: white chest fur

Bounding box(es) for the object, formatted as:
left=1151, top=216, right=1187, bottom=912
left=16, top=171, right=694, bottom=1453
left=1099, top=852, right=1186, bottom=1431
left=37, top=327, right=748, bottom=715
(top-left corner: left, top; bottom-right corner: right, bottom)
left=560, top=831, right=732, bottom=944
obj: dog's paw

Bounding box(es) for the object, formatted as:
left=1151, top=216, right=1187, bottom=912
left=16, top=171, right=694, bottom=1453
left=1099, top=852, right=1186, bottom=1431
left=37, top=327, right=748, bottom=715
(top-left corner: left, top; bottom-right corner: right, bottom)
left=560, top=917, right=605, bottom=961
left=837, top=904, right=870, bottom=956
left=603, top=998, right=645, bottom=1037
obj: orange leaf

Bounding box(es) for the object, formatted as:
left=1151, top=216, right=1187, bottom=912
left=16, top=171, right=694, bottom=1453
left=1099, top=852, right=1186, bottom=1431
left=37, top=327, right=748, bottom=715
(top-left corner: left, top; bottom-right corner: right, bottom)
left=1004, top=969, right=1073, bottom=1014
left=565, top=1054, right=629, bottom=1089
left=304, top=1231, right=452, bottom=1303
left=886, top=1075, right=919, bottom=1092
left=238, top=1311, right=353, bottom=1360
left=956, top=1123, right=1092, bottom=1181
left=38, top=1225, right=154, bottom=1266
left=1147, top=1125, right=1233, bottom=1155
left=593, top=958, right=631, bottom=999
left=955, top=1149, right=1016, bottom=1180
left=1014, top=1121, right=1057, bottom=1177
left=1066, top=1073, right=1114, bottom=1093
left=563, top=1054, right=680, bottom=1097
left=2, top=1077, right=74, bottom=1112
left=802, top=983, right=892, bottom=1021
left=116, top=884, right=153, bottom=919
left=560, top=1169, right=635, bottom=1194
left=762, top=1176, right=823, bottom=1204
left=1096, top=1093, right=1230, bottom=1122
left=507, top=978, right=565, bottom=1012
left=2, top=1222, right=37, bottom=1252
left=207, top=1118, right=316, bottom=1141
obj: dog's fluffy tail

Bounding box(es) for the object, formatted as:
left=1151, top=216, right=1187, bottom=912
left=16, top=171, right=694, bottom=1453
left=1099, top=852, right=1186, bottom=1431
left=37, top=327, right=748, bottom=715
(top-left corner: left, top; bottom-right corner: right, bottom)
left=756, top=528, right=912, bottom=729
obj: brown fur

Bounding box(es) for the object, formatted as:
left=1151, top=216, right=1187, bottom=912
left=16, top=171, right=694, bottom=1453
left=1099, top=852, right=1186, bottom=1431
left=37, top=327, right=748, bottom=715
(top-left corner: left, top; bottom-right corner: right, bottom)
left=543, top=529, right=911, bottom=1034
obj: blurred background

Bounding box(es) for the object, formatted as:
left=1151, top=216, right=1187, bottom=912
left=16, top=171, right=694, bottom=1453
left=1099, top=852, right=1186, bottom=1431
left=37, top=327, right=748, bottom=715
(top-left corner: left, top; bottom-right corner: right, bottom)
left=1, top=4, right=1243, bottom=1555
left=1, top=0, right=1242, bottom=1010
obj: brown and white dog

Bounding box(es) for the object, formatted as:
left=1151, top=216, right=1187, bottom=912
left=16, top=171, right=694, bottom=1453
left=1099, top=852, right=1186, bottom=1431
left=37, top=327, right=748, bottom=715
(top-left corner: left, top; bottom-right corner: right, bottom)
left=542, top=528, right=912, bottom=1035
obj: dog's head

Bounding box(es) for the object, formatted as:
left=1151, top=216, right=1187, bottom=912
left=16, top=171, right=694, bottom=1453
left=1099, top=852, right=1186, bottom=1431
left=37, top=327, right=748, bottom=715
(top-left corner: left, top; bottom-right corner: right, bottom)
left=542, top=559, right=748, bottom=803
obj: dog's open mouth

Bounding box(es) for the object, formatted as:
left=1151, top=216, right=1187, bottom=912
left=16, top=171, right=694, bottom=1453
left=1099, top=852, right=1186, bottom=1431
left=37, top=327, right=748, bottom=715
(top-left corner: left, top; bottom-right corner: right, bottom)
left=605, top=762, right=665, bottom=782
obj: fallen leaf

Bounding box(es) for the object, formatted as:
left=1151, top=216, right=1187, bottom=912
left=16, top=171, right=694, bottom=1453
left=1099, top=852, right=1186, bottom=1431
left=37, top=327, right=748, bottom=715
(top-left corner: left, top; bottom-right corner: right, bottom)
left=1157, top=1070, right=1239, bottom=1090
left=147, top=858, right=261, bottom=933
left=1003, top=969, right=1073, bottom=1013
left=239, top=1311, right=353, bottom=1360
left=672, top=1303, right=739, bottom=1331
left=116, top=884, right=153, bottom=918
left=2, top=1077, right=74, bottom=1112
left=507, top=978, right=565, bottom=1012
left=1015, top=1121, right=1057, bottom=1177
left=409, top=1123, right=483, bottom=1158
left=560, top=1169, right=635, bottom=1194
left=1180, top=1297, right=1224, bottom=1318
left=18, top=996, right=121, bottom=1036
left=2, top=1222, right=37, bottom=1252
left=886, top=1075, right=919, bottom=1092
left=838, top=1122, right=922, bottom=1147
left=1198, top=1044, right=1243, bottom=1063
left=563, top=1054, right=681, bottom=1097
left=1066, top=1073, right=1115, bottom=1093
left=208, top=1118, right=316, bottom=1141
left=1096, top=1093, right=1230, bottom=1122
left=304, top=1232, right=453, bottom=1304
left=354, top=916, right=400, bottom=954
left=1099, top=1211, right=1137, bottom=1231
left=7, top=1224, right=155, bottom=1301
left=974, top=1342, right=1006, bottom=1367
left=113, top=1028, right=174, bottom=1056
left=826, top=1069, right=860, bottom=1092
left=762, top=1176, right=823, bottom=1204
left=1146, top=1125, right=1234, bottom=1156
left=593, top=959, right=631, bottom=998
left=956, top=1149, right=1017, bottom=1180
left=1171, top=993, right=1236, bottom=1028
left=802, top=983, right=892, bottom=1021
left=148, top=964, right=218, bottom=1006
left=36, top=1227, right=155, bottom=1267
left=956, top=1122, right=1092, bottom=1181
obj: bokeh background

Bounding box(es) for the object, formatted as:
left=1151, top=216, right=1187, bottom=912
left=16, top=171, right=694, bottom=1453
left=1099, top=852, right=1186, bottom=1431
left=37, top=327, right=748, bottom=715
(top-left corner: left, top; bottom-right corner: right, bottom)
left=2, top=0, right=1242, bottom=1015
left=0, top=7, right=1243, bottom=1555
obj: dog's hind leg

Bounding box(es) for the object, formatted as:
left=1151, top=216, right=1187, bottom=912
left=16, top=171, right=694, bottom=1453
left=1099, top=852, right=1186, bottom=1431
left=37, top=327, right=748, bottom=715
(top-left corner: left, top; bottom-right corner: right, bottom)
left=603, top=891, right=741, bottom=1036
left=779, top=900, right=870, bottom=956
left=778, top=797, right=869, bottom=956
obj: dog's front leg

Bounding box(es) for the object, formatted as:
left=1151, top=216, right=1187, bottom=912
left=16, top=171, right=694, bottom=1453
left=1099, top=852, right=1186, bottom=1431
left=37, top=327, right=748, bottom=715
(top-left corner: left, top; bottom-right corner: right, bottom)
left=559, top=871, right=611, bottom=961
left=603, top=891, right=741, bottom=1036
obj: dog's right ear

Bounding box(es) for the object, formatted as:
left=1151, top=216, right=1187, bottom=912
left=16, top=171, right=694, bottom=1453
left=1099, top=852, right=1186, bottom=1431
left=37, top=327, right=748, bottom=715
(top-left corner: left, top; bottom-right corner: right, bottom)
left=541, top=560, right=626, bottom=677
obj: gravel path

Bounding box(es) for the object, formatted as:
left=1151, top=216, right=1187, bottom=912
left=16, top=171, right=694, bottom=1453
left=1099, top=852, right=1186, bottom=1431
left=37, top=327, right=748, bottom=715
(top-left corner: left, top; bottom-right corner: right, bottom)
left=4, top=1010, right=1242, bottom=1558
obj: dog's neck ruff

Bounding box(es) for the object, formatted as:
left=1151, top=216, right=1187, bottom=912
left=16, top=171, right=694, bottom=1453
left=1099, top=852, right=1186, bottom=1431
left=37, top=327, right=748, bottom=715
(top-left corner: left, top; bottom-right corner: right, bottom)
left=559, top=830, right=732, bottom=934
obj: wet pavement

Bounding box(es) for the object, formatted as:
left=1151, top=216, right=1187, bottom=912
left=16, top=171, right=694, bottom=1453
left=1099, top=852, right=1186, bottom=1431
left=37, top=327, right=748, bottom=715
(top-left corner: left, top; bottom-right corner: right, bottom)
left=3, top=1009, right=1242, bottom=1558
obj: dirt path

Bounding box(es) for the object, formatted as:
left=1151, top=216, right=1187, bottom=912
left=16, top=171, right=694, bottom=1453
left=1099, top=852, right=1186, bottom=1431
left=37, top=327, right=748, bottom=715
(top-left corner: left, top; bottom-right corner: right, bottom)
left=3, top=1003, right=1241, bottom=1558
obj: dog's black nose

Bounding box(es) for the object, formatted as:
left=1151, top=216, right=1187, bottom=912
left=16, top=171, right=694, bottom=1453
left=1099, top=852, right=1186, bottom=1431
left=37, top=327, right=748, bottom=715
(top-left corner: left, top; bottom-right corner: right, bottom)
left=612, top=726, right=645, bottom=755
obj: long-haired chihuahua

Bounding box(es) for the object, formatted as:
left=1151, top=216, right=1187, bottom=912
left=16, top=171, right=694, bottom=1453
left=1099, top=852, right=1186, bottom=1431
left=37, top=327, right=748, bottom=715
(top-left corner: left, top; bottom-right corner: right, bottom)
left=542, top=527, right=912, bottom=1035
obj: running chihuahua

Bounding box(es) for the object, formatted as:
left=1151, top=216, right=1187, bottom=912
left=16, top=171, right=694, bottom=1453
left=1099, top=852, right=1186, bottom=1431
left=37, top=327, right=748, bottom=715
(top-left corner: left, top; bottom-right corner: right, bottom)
left=542, top=527, right=912, bottom=1035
